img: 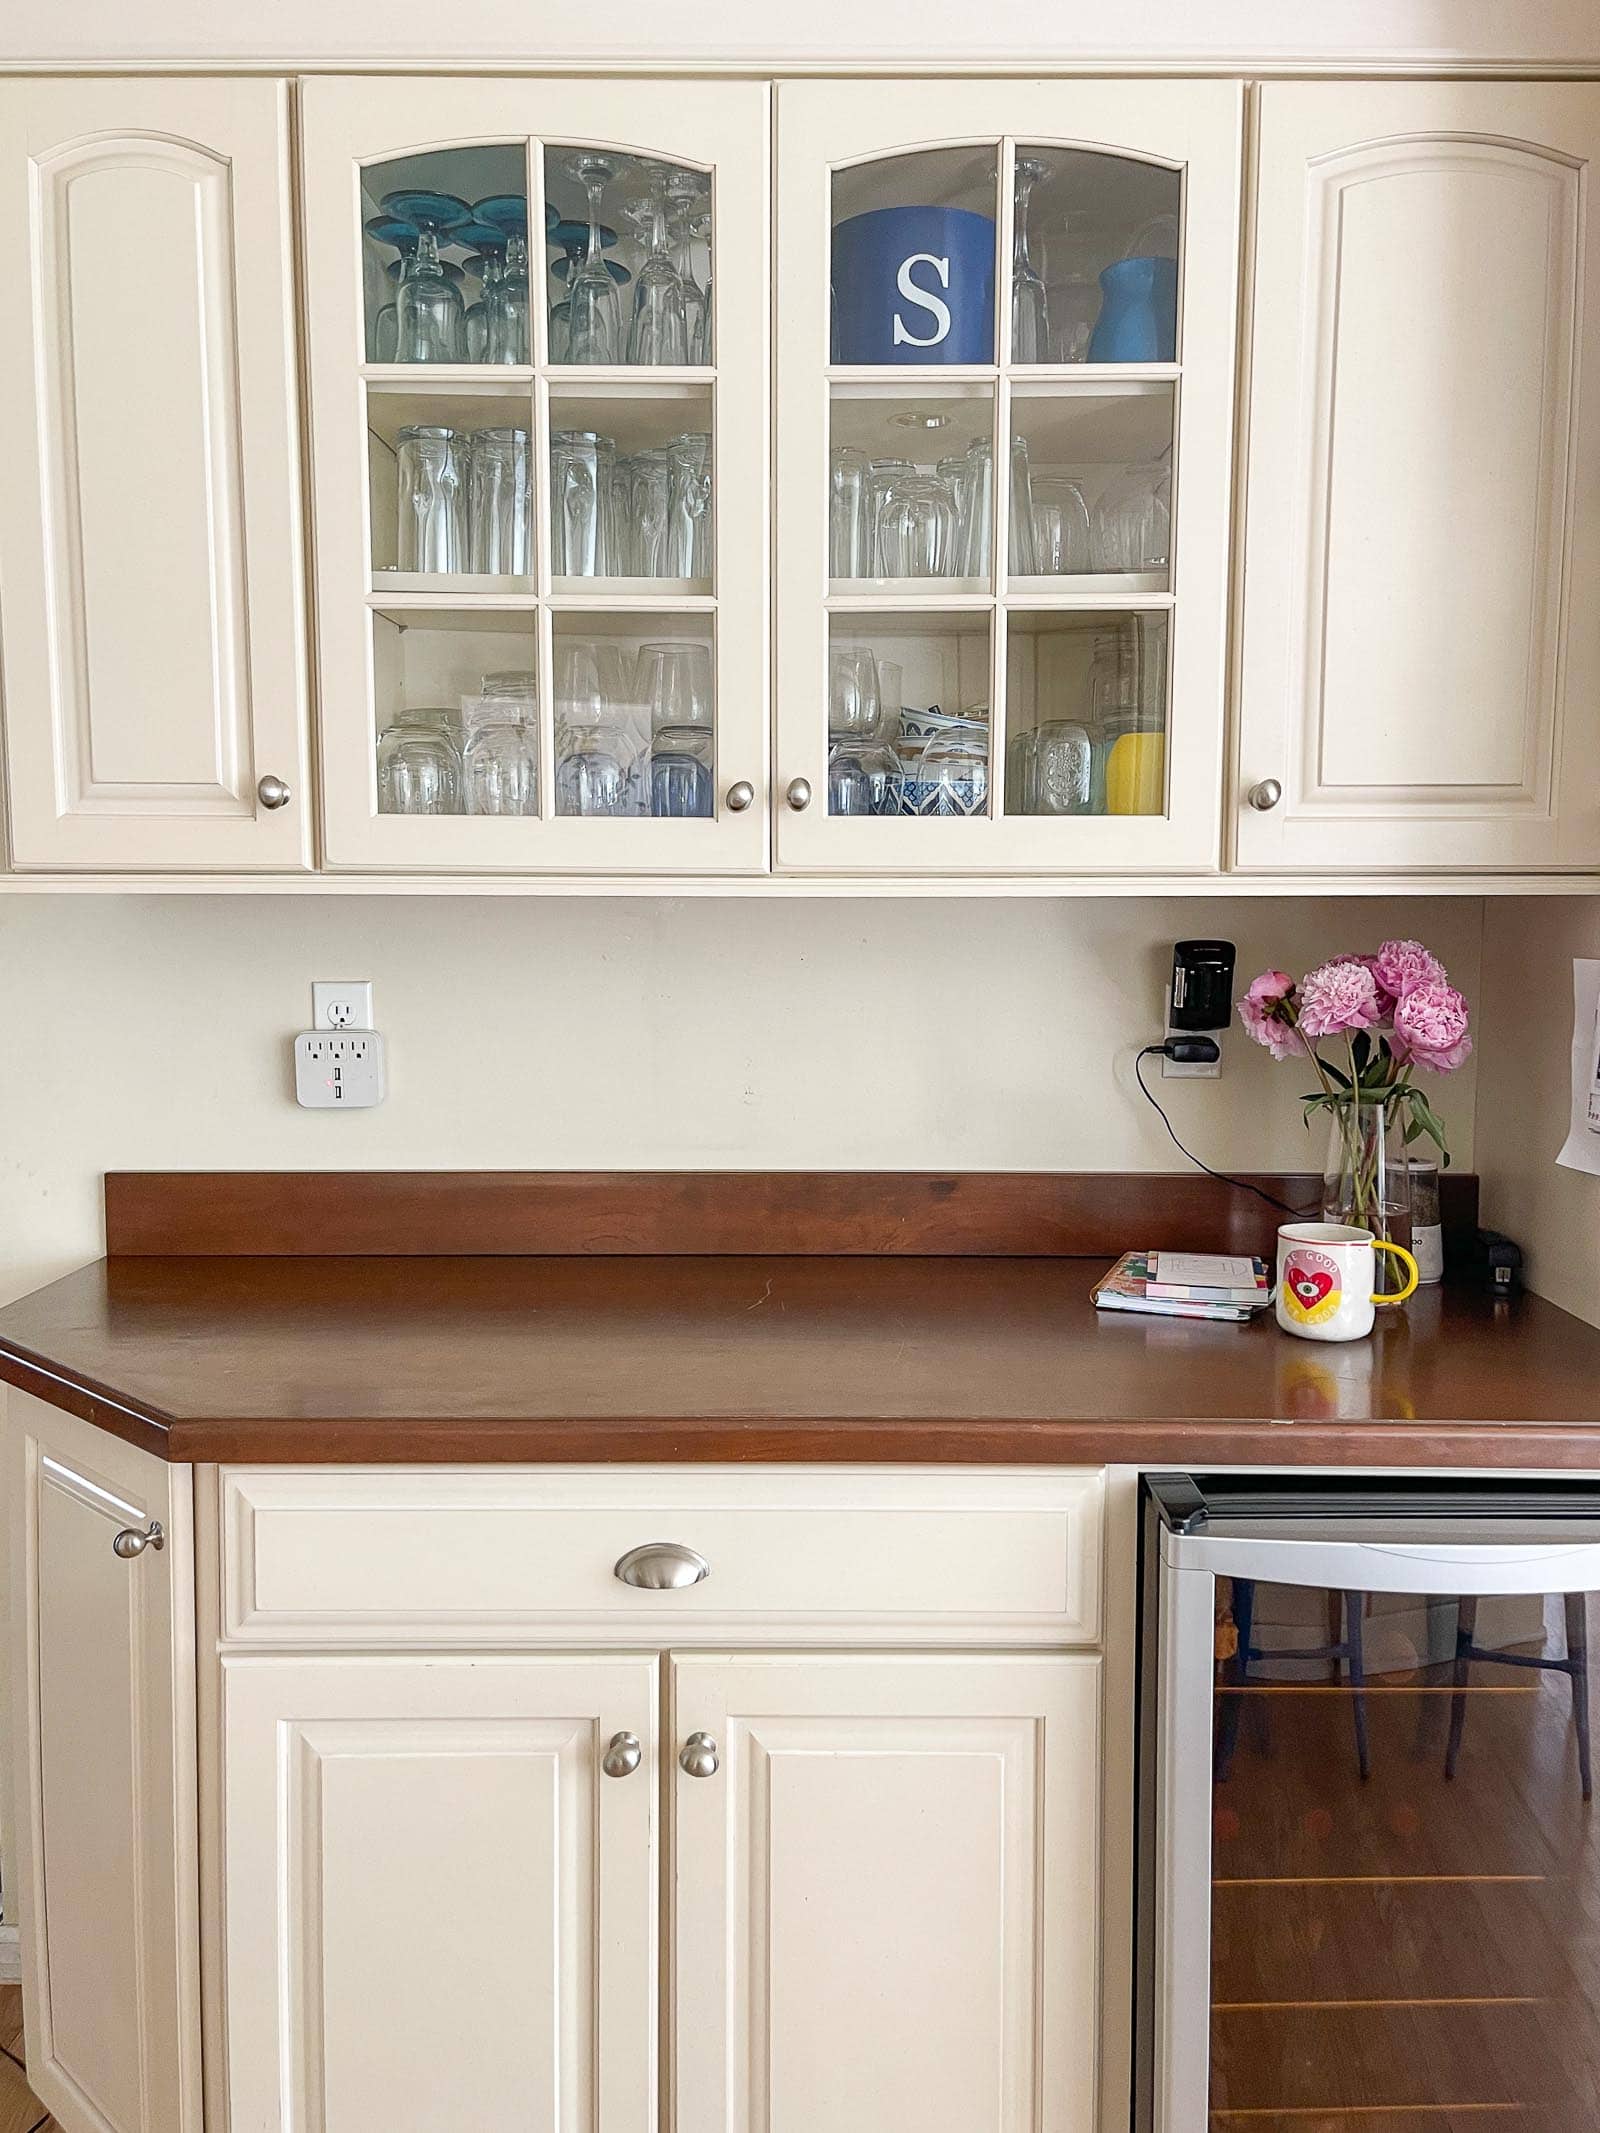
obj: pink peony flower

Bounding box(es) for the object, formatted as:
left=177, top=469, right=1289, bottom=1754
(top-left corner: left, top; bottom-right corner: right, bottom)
left=1391, top=981, right=1472, bottom=1072
left=1237, top=971, right=1304, bottom=1061
left=1297, top=957, right=1384, bottom=1038
left=1374, top=938, right=1446, bottom=1002
left=1326, top=951, right=1396, bottom=1019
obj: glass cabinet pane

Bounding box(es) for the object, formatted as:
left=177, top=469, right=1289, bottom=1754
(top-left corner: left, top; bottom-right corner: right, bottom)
left=372, top=610, right=538, bottom=816
left=552, top=611, right=715, bottom=818
left=1212, top=1575, right=1600, bottom=2124
left=831, top=148, right=998, bottom=366
left=367, top=384, right=534, bottom=589
left=360, top=145, right=530, bottom=364
left=829, top=386, right=995, bottom=589
left=1009, top=146, right=1180, bottom=365
left=1008, top=383, right=1173, bottom=590
left=544, top=148, right=712, bottom=367
left=827, top=613, right=990, bottom=816
left=1004, top=612, right=1168, bottom=816
left=548, top=386, right=714, bottom=588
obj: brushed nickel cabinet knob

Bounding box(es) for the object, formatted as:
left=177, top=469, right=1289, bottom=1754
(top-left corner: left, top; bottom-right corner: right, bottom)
left=785, top=777, right=812, bottom=812
left=679, top=1731, right=720, bottom=1778
left=257, top=774, right=292, bottom=810
left=725, top=780, right=756, bottom=812
left=112, top=1521, right=164, bottom=1561
left=602, top=1730, right=643, bottom=1778
left=1246, top=778, right=1283, bottom=812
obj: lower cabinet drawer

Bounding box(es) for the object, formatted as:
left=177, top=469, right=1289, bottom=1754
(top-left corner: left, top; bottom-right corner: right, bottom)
left=216, top=1465, right=1104, bottom=1647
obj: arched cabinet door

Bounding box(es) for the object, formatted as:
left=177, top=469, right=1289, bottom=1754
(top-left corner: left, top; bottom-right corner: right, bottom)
left=1236, top=82, right=1600, bottom=874
left=0, top=79, right=311, bottom=871
left=300, top=78, right=769, bottom=874
left=774, top=79, right=1241, bottom=876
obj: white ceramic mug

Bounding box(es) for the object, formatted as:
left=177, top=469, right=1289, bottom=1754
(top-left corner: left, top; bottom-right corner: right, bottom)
left=1276, top=1221, right=1419, bottom=1342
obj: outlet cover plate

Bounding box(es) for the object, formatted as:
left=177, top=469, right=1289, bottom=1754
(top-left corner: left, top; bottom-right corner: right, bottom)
left=312, top=981, right=374, bottom=1031
left=294, top=1030, right=387, bottom=1108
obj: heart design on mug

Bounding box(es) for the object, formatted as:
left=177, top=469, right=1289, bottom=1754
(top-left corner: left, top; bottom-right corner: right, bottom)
left=1282, top=1247, right=1343, bottom=1326
left=1291, top=1269, right=1334, bottom=1309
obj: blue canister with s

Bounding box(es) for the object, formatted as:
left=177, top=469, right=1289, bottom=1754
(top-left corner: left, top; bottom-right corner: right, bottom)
left=831, top=206, right=997, bottom=365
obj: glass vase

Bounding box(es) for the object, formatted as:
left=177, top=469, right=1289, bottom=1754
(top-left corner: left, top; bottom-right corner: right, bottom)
left=1321, top=1100, right=1414, bottom=1298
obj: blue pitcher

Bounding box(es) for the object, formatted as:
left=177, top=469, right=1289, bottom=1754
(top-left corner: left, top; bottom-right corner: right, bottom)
left=1088, top=254, right=1178, bottom=363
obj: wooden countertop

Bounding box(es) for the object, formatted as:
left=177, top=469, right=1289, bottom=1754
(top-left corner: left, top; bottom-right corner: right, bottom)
left=2, top=1251, right=1598, bottom=1469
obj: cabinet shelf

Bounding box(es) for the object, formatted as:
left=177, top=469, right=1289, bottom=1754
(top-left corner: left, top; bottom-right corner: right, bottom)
left=362, top=362, right=536, bottom=388
left=827, top=586, right=993, bottom=611
left=549, top=584, right=716, bottom=609
left=1006, top=576, right=1172, bottom=606
left=545, top=364, right=716, bottom=387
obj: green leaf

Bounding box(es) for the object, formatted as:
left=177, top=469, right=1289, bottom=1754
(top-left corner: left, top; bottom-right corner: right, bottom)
left=1353, top=1030, right=1372, bottom=1073
left=1319, top=1059, right=1353, bottom=1090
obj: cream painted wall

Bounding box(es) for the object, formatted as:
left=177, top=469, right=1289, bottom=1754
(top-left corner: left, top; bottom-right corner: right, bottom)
left=1477, top=898, right=1600, bottom=1326
left=0, top=893, right=1482, bottom=1302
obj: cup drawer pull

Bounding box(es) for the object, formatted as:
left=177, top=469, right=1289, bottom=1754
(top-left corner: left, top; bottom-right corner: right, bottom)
left=613, top=1541, right=710, bottom=1590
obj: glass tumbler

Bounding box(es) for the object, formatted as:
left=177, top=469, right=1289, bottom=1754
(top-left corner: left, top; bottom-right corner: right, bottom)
left=877, top=472, right=956, bottom=577
left=1009, top=433, right=1038, bottom=576
left=1091, top=462, right=1171, bottom=571
left=629, top=449, right=673, bottom=577
left=376, top=708, right=462, bottom=814
left=1031, top=475, right=1092, bottom=575
left=827, top=737, right=903, bottom=817
left=649, top=727, right=714, bottom=817
left=959, top=438, right=993, bottom=578
left=828, top=444, right=871, bottom=579
left=905, top=721, right=989, bottom=816
left=396, top=426, right=463, bottom=575
left=549, top=429, right=607, bottom=577
left=1027, top=719, right=1093, bottom=814
left=555, top=728, right=630, bottom=816
left=666, top=433, right=713, bottom=579
left=828, top=644, right=882, bottom=738
left=467, top=427, right=531, bottom=576
left=867, top=459, right=916, bottom=575
left=638, top=640, right=713, bottom=733
left=462, top=709, right=538, bottom=815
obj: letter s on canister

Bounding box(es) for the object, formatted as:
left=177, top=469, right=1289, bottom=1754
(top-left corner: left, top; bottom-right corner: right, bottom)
left=892, top=253, right=952, bottom=346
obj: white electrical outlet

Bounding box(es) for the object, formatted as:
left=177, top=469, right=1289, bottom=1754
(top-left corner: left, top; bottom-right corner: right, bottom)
left=312, top=980, right=374, bottom=1031
left=1161, top=984, right=1223, bottom=1079
left=295, top=1030, right=387, bottom=1109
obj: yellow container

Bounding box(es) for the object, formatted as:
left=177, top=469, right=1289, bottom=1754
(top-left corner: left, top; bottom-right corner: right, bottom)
left=1106, top=728, right=1165, bottom=815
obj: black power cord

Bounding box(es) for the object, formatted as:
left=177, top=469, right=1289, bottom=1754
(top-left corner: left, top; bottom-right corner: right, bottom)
left=1135, top=1043, right=1308, bottom=1218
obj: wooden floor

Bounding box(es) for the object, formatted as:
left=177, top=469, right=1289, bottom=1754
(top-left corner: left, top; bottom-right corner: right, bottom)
left=0, top=1988, right=56, bottom=2133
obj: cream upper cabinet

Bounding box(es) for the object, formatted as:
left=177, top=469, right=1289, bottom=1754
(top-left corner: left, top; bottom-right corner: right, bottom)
left=222, top=1650, right=659, bottom=2132
left=671, top=1651, right=1102, bottom=2133
left=300, top=77, right=769, bottom=872
left=2, top=1393, right=201, bottom=2133
left=774, top=80, right=1242, bottom=874
left=0, top=79, right=311, bottom=871
left=1235, top=82, right=1600, bottom=874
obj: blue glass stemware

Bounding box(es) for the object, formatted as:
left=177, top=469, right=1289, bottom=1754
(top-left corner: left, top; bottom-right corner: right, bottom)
left=380, top=191, right=470, bottom=362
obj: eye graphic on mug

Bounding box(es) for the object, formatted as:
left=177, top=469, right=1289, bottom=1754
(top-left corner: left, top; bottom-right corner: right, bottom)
left=1283, top=1248, right=1342, bottom=1325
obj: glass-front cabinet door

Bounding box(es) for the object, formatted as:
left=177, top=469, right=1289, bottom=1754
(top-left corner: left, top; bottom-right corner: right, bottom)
left=301, top=79, right=768, bottom=872
left=775, top=81, right=1240, bottom=873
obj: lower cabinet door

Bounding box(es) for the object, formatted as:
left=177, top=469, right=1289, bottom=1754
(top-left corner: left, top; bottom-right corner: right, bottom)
left=2, top=1392, right=201, bottom=2133
left=671, top=1651, right=1102, bottom=2133
left=222, top=1651, right=658, bottom=2133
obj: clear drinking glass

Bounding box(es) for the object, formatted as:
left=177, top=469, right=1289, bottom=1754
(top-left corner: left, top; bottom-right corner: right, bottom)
left=627, top=165, right=690, bottom=366
left=1031, top=474, right=1092, bottom=575
left=867, top=459, right=916, bottom=576
left=665, top=169, right=712, bottom=364
left=828, top=645, right=882, bottom=738
left=461, top=244, right=502, bottom=362
left=1011, top=156, right=1052, bottom=363
left=462, top=706, right=538, bottom=815
left=903, top=721, right=989, bottom=816
left=877, top=472, right=957, bottom=577
left=396, top=426, right=463, bottom=574
left=828, top=445, right=872, bottom=580
left=666, top=433, right=713, bottom=579
left=827, top=738, right=904, bottom=817
left=382, top=191, right=470, bottom=363
left=1009, top=433, right=1038, bottom=575
left=376, top=708, right=462, bottom=814
left=638, top=640, right=713, bottom=732
left=564, top=155, right=624, bottom=365
left=1024, top=718, right=1093, bottom=814
left=555, top=729, right=630, bottom=816
left=467, top=427, right=530, bottom=576
left=554, top=638, right=637, bottom=815
left=629, top=449, right=673, bottom=577
left=959, top=438, right=994, bottom=578
left=1091, top=461, right=1171, bottom=572
left=549, top=430, right=608, bottom=577
left=649, top=727, right=714, bottom=817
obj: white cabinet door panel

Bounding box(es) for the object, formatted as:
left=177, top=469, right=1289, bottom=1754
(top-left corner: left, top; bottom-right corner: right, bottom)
left=223, top=1651, right=657, bottom=2133
left=0, top=79, right=310, bottom=870
left=2, top=1393, right=200, bottom=2133
left=672, top=1651, right=1101, bottom=2133
left=1236, top=83, right=1600, bottom=872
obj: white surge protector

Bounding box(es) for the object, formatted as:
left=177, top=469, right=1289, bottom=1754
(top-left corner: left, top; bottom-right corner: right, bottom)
left=294, top=1029, right=387, bottom=1109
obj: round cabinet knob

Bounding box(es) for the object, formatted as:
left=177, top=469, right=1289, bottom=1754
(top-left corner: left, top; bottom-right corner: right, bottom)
left=257, top=774, right=292, bottom=810
left=613, top=1542, right=711, bottom=1591
left=602, top=1730, right=643, bottom=1778
left=725, top=780, right=756, bottom=813
left=679, top=1731, right=720, bottom=1779
left=785, top=777, right=812, bottom=812
left=112, top=1520, right=165, bottom=1561
left=1246, top=778, right=1283, bottom=812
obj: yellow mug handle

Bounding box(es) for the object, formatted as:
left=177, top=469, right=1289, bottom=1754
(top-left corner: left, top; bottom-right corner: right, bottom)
left=1372, top=1240, right=1420, bottom=1306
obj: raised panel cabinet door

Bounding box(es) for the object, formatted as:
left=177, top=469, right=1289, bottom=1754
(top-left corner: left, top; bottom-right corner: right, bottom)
left=1236, top=83, right=1600, bottom=873
left=1, top=1392, right=201, bottom=2133
left=0, top=79, right=310, bottom=870
left=222, top=1650, right=657, bottom=2132
left=671, top=1651, right=1102, bottom=2133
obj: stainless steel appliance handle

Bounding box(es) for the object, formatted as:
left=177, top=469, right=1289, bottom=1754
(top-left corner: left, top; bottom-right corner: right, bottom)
left=1149, top=1558, right=1218, bottom=2132
left=1163, top=1526, right=1600, bottom=1595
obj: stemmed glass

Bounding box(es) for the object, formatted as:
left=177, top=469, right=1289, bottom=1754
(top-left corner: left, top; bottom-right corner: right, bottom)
left=1010, top=157, right=1052, bottom=364
left=564, top=156, right=624, bottom=366
left=664, top=169, right=711, bottom=365
left=471, top=195, right=530, bottom=364
left=381, top=190, right=471, bottom=363
left=626, top=164, right=690, bottom=366
left=547, top=219, right=628, bottom=364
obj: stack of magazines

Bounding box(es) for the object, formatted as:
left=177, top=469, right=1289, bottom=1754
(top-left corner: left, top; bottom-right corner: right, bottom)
left=1092, top=1250, right=1273, bottom=1323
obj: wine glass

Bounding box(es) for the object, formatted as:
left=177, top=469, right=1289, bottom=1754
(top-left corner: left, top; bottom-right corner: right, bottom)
left=626, top=164, right=689, bottom=366
left=564, top=156, right=624, bottom=365
left=364, top=212, right=418, bottom=360
left=456, top=222, right=506, bottom=362
left=471, top=195, right=531, bottom=363
left=380, top=190, right=471, bottom=362
left=1010, top=157, right=1052, bottom=364
left=664, top=169, right=711, bottom=364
